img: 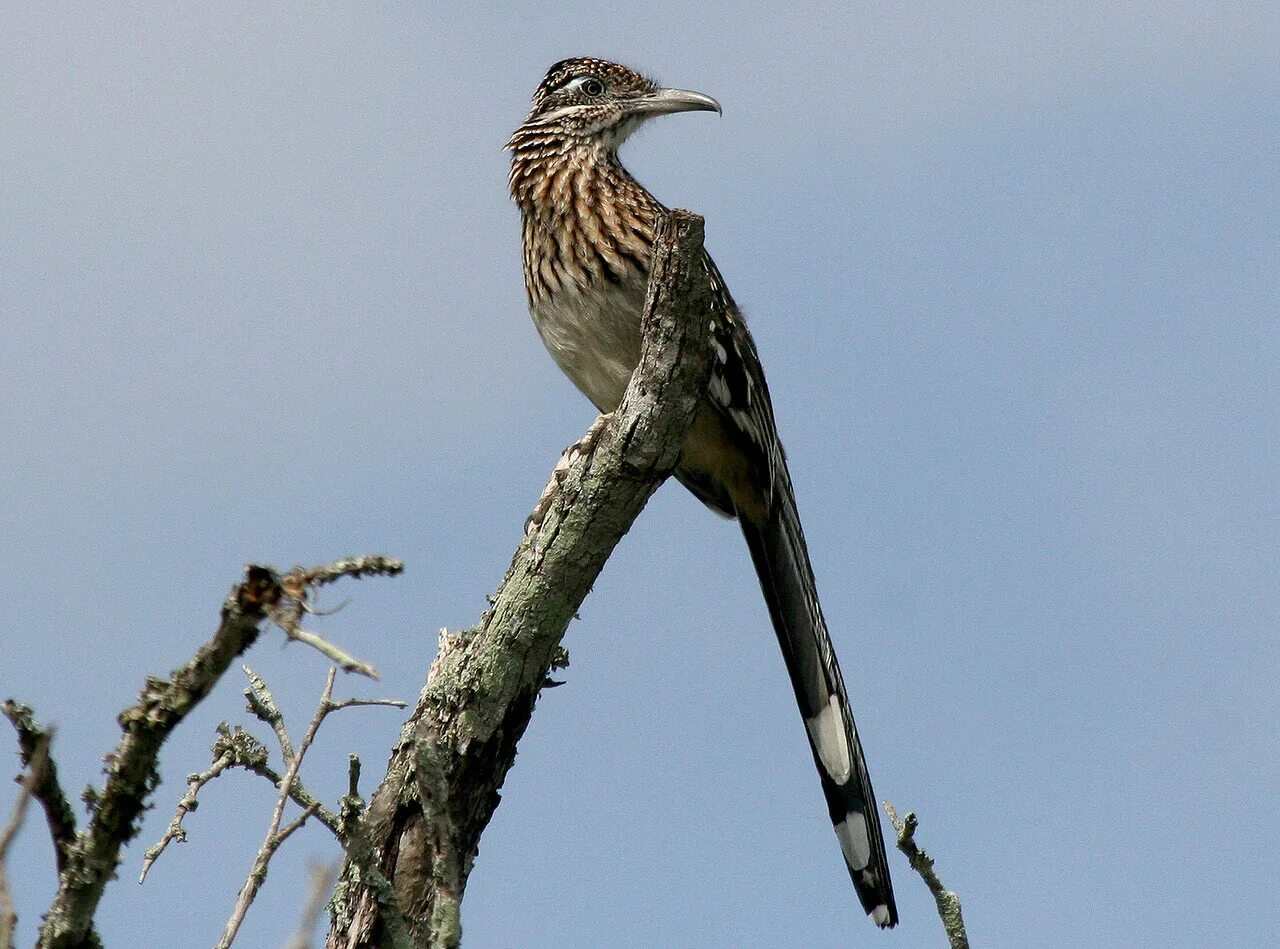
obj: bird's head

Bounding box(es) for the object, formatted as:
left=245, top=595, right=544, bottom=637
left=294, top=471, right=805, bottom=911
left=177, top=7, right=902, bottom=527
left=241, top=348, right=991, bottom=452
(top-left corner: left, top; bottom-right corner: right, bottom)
left=507, top=57, right=720, bottom=153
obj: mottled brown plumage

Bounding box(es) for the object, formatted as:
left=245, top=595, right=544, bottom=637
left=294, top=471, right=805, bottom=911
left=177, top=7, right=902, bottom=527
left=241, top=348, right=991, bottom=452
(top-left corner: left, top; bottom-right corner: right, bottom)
left=508, top=58, right=897, bottom=928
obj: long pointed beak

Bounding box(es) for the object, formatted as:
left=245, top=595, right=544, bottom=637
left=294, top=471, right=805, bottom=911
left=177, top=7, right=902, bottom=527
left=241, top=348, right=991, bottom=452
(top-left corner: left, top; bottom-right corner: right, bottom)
left=629, top=87, right=722, bottom=117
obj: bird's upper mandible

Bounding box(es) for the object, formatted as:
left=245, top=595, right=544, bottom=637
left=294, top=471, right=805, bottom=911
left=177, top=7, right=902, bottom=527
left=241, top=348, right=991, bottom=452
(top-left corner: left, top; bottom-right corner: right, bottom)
left=508, top=57, right=720, bottom=147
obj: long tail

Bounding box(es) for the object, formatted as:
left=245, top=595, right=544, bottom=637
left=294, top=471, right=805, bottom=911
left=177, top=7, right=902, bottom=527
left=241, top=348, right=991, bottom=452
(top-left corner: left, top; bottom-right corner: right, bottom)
left=739, top=467, right=898, bottom=928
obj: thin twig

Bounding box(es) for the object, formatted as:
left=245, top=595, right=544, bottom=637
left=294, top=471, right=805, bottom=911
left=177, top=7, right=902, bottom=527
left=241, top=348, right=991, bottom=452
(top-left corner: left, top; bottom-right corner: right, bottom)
left=217, top=668, right=407, bottom=947
left=138, top=752, right=234, bottom=882
left=237, top=761, right=341, bottom=838
left=219, top=669, right=339, bottom=948
left=243, top=666, right=295, bottom=764
left=277, top=803, right=321, bottom=847
left=0, top=731, right=51, bottom=948
left=24, top=556, right=400, bottom=949
left=302, top=596, right=351, bottom=618
left=327, top=698, right=407, bottom=712
left=279, top=628, right=380, bottom=679
left=883, top=801, right=969, bottom=949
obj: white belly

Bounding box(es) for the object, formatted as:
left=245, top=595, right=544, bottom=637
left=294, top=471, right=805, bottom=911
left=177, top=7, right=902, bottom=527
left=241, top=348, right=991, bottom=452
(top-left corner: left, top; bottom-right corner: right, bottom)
left=530, top=277, right=646, bottom=412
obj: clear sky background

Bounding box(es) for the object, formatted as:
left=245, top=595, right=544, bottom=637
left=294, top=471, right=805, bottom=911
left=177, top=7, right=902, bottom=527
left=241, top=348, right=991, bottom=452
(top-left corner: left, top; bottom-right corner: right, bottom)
left=2, top=3, right=1277, bottom=947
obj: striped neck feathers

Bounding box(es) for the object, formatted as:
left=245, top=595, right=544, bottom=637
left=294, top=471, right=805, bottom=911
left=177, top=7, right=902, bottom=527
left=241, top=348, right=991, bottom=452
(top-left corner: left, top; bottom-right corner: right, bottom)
left=509, top=127, right=663, bottom=299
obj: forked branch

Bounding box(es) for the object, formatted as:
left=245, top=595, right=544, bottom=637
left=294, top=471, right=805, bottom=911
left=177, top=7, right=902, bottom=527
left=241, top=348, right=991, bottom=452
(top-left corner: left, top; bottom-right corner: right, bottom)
left=12, top=555, right=401, bottom=949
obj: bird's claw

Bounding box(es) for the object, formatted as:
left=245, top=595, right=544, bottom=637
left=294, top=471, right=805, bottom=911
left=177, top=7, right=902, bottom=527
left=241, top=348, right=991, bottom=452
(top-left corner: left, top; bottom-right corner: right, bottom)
left=569, top=412, right=612, bottom=462
left=525, top=413, right=614, bottom=536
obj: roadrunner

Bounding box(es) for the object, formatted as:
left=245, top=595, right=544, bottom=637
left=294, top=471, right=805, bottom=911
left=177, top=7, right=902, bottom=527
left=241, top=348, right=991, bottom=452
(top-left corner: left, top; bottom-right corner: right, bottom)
left=508, top=58, right=897, bottom=928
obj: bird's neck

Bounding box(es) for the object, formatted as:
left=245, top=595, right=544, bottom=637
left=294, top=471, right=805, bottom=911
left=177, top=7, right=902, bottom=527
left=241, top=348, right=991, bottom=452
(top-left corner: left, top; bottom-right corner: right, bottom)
left=508, top=128, right=665, bottom=302
left=509, top=131, right=660, bottom=223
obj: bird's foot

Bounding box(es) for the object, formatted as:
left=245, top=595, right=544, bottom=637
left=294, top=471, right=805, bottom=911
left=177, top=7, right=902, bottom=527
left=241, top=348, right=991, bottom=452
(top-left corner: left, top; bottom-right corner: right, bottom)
left=525, top=412, right=614, bottom=536
left=568, top=411, right=613, bottom=462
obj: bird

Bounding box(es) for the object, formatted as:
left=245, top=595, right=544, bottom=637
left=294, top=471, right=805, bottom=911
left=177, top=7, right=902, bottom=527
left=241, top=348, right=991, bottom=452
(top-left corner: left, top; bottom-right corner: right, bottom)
left=507, top=58, right=897, bottom=929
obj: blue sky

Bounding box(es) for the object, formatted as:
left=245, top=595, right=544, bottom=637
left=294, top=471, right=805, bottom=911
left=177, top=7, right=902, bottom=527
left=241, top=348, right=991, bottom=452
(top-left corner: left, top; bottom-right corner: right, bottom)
left=2, top=3, right=1277, bottom=946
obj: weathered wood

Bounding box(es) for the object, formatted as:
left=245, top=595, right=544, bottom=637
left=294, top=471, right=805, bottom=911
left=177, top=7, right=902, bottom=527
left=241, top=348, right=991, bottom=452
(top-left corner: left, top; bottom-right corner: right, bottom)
left=326, top=210, right=713, bottom=949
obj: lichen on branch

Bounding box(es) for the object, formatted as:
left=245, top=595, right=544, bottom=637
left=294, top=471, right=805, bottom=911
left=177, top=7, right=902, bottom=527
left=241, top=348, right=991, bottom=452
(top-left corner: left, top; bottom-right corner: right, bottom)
left=326, top=210, right=714, bottom=949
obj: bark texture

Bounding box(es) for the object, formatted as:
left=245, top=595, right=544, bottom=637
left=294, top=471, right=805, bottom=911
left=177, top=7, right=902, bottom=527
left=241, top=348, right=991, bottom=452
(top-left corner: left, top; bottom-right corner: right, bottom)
left=327, top=209, right=713, bottom=949
left=8, top=557, right=402, bottom=949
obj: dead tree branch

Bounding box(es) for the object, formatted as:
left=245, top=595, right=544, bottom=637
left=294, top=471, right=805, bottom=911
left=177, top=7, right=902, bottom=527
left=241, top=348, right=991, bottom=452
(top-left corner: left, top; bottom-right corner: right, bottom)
left=883, top=801, right=969, bottom=949
left=326, top=209, right=714, bottom=948
left=12, top=556, right=401, bottom=949
left=0, top=728, right=52, bottom=947
left=137, top=748, right=236, bottom=883
left=217, top=668, right=405, bottom=948
left=140, top=720, right=349, bottom=885
left=1, top=704, right=75, bottom=877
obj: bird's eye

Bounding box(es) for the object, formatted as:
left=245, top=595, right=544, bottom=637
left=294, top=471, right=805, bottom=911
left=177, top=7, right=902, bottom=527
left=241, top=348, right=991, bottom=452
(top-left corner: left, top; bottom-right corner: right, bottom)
left=581, top=78, right=606, bottom=98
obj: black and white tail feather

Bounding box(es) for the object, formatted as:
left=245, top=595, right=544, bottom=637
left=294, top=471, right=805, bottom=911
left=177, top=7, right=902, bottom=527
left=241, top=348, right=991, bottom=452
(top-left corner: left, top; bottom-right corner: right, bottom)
left=691, top=254, right=898, bottom=927
left=741, top=465, right=898, bottom=928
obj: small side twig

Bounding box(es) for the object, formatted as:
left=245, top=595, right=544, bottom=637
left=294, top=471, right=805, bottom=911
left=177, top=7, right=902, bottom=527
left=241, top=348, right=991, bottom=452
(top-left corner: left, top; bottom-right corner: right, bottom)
left=1, top=703, right=76, bottom=875
left=329, top=755, right=414, bottom=949
left=138, top=751, right=235, bottom=882
left=22, top=556, right=400, bottom=949
left=243, top=667, right=295, bottom=763
left=0, top=730, right=52, bottom=947
left=279, top=628, right=379, bottom=680
left=327, top=698, right=408, bottom=712
left=217, top=669, right=407, bottom=948
left=276, top=803, right=321, bottom=848
left=883, top=801, right=969, bottom=949
left=271, top=555, right=405, bottom=681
